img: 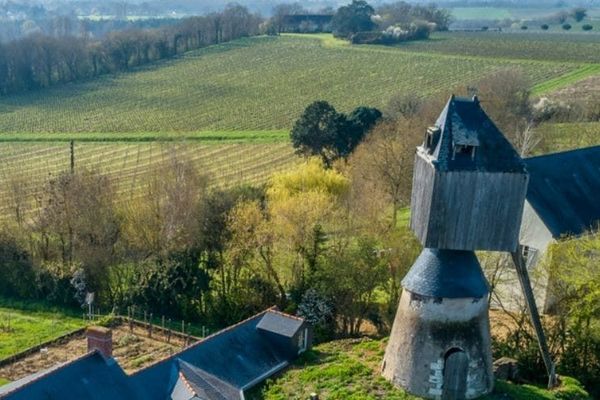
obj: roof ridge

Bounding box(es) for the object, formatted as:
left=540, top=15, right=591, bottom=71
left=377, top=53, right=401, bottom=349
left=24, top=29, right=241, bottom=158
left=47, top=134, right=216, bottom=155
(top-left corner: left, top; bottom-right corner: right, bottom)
left=526, top=144, right=600, bottom=161
left=131, top=309, right=270, bottom=376
left=178, top=359, right=239, bottom=393
left=0, top=350, right=103, bottom=398
left=266, top=308, right=305, bottom=322
left=178, top=371, right=198, bottom=397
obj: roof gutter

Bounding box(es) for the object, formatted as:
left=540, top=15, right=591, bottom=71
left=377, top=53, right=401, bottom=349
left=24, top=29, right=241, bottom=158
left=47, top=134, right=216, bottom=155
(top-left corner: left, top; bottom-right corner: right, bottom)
left=239, top=360, right=289, bottom=396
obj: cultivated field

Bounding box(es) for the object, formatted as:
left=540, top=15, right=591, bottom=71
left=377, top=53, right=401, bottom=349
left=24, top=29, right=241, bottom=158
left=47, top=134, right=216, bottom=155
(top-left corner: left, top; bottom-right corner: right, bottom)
left=0, top=34, right=586, bottom=133
left=0, top=33, right=598, bottom=219
left=399, top=32, right=600, bottom=64
left=0, top=323, right=186, bottom=384
left=0, top=138, right=297, bottom=220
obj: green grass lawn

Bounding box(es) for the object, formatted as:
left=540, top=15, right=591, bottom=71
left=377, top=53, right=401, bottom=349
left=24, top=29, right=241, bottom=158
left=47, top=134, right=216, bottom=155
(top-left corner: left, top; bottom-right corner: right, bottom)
left=249, top=338, right=591, bottom=400
left=0, top=298, right=86, bottom=361
left=536, top=122, right=600, bottom=155
left=0, top=35, right=582, bottom=133
left=0, top=378, right=9, bottom=386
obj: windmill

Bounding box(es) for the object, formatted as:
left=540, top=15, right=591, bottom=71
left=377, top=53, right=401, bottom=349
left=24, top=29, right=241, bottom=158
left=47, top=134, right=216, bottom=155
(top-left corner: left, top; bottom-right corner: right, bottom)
left=382, top=95, right=556, bottom=399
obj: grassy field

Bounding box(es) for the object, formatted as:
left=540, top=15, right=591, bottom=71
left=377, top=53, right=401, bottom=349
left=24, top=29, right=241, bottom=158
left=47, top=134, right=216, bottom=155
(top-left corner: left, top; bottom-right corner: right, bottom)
left=536, top=122, right=600, bottom=155
left=399, top=32, right=600, bottom=64
left=248, top=338, right=591, bottom=400
left=0, top=299, right=86, bottom=361
left=451, top=6, right=600, bottom=21
left=0, top=34, right=585, bottom=133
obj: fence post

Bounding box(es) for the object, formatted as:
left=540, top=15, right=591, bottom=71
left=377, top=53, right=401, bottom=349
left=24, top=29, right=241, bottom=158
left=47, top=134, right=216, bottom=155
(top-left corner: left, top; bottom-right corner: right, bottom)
left=167, top=318, right=172, bottom=344
left=148, top=313, right=153, bottom=338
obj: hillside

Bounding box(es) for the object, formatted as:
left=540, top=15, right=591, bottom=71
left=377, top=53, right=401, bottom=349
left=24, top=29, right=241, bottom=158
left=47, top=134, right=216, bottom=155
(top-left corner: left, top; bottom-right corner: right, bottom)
left=248, top=338, right=591, bottom=400
left=0, top=34, right=590, bottom=133
left=0, top=33, right=598, bottom=219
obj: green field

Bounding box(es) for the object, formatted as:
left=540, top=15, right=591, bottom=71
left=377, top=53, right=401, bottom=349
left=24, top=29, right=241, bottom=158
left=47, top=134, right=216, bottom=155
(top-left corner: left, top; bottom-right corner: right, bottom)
left=536, top=122, right=600, bottom=155
left=451, top=6, right=600, bottom=21
left=248, top=338, right=591, bottom=400
left=0, top=299, right=85, bottom=361
left=399, top=32, right=600, bottom=64
left=0, top=34, right=585, bottom=133
left=0, top=33, right=598, bottom=219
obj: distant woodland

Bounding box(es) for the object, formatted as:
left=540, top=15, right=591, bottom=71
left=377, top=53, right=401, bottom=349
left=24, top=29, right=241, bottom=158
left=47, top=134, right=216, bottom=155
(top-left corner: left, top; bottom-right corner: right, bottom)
left=0, top=5, right=261, bottom=95
left=0, top=1, right=451, bottom=96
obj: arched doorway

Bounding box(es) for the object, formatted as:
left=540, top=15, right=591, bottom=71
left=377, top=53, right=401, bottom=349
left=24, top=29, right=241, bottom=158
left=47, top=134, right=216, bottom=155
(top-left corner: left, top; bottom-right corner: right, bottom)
left=442, top=348, right=468, bottom=400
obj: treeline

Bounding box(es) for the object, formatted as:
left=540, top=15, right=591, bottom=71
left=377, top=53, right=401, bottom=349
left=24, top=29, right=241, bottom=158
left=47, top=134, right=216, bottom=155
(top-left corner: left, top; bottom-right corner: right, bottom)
left=0, top=4, right=261, bottom=96
left=328, top=0, right=451, bottom=44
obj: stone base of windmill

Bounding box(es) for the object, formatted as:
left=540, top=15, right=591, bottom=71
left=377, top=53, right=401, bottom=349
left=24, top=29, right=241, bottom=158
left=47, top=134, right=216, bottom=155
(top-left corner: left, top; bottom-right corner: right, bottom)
left=382, top=289, right=494, bottom=400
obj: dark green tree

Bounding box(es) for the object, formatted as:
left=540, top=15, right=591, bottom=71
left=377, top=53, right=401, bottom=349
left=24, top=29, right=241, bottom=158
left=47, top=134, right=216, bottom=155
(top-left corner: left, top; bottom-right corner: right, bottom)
left=571, top=7, right=587, bottom=22
left=290, top=101, right=348, bottom=166
left=337, top=106, right=383, bottom=158
left=291, top=101, right=382, bottom=166
left=332, top=0, right=376, bottom=39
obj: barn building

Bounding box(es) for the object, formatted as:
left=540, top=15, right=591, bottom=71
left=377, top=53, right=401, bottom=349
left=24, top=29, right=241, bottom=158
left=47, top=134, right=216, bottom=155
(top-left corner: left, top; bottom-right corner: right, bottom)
left=383, top=95, right=529, bottom=399
left=494, top=145, right=600, bottom=313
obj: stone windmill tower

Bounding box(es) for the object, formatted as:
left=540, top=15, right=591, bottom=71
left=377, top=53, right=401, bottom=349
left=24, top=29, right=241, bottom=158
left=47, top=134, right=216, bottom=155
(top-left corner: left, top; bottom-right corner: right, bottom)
left=382, top=95, right=530, bottom=399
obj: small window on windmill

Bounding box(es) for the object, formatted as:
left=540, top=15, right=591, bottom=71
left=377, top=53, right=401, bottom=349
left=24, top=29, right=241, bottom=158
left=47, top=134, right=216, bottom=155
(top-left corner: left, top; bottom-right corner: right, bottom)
left=425, top=126, right=441, bottom=154
left=452, top=131, right=479, bottom=161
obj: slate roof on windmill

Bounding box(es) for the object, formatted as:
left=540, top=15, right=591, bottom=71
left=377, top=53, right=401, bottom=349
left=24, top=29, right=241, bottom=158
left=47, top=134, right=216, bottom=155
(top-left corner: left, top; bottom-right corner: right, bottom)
left=401, top=248, right=489, bottom=298
left=426, top=95, right=526, bottom=173
left=524, top=145, right=600, bottom=238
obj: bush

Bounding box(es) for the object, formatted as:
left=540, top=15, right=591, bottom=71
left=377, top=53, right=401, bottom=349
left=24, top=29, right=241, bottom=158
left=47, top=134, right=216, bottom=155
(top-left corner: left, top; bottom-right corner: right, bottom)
left=521, top=25, right=528, bottom=30
left=582, top=24, right=593, bottom=31
left=541, top=24, right=549, bottom=30
left=0, top=235, right=36, bottom=299
left=562, top=23, right=572, bottom=30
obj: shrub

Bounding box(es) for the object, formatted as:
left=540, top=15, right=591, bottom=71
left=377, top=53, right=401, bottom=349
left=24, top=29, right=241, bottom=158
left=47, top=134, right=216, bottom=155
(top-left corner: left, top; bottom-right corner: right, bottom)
left=521, top=25, right=528, bottom=30
left=562, top=23, right=572, bottom=30
left=582, top=24, right=593, bottom=31
left=541, top=24, right=549, bottom=30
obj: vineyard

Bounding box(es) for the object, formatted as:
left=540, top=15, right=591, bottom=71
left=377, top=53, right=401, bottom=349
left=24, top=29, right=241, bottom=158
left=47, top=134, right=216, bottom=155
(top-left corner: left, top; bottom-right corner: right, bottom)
left=0, top=33, right=598, bottom=219
left=0, top=140, right=297, bottom=220
left=0, top=35, right=584, bottom=133
left=399, top=32, right=600, bottom=63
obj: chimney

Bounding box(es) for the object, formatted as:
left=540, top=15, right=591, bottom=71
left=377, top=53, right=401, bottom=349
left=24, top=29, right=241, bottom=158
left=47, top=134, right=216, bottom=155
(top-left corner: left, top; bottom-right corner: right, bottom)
left=86, top=326, right=112, bottom=358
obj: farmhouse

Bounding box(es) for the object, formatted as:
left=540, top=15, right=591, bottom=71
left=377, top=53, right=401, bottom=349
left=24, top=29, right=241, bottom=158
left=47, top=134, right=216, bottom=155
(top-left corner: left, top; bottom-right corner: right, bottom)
left=0, top=308, right=312, bottom=400
left=492, top=145, right=600, bottom=313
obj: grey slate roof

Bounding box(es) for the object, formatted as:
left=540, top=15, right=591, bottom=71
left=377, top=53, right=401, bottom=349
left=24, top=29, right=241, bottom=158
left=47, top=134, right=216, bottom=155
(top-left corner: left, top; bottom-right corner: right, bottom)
left=177, top=360, right=240, bottom=400
left=402, top=248, right=489, bottom=298
left=257, top=311, right=304, bottom=338
left=0, top=309, right=307, bottom=400
left=525, top=145, right=600, bottom=238
left=428, top=96, right=525, bottom=173
left=131, top=310, right=297, bottom=400
left=0, top=352, right=138, bottom=400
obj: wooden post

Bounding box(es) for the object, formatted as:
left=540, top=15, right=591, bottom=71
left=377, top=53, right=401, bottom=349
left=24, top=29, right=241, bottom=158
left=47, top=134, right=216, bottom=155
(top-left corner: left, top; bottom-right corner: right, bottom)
left=148, top=313, right=153, bottom=338
left=511, top=247, right=557, bottom=389
left=70, top=140, right=75, bottom=173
